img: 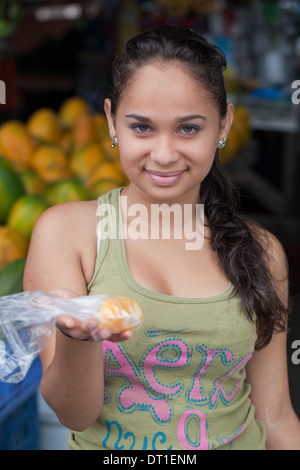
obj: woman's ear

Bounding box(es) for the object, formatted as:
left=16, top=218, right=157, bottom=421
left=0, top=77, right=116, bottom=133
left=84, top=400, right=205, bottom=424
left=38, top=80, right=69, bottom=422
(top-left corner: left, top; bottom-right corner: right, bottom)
left=104, top=98, right=116, bottom=138
left=220, top=102, right=234, bottom=139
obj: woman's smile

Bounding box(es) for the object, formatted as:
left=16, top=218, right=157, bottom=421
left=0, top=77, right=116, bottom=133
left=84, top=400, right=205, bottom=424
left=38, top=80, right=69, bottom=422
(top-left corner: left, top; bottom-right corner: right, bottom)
left=145, top=168, right=188, bottom=186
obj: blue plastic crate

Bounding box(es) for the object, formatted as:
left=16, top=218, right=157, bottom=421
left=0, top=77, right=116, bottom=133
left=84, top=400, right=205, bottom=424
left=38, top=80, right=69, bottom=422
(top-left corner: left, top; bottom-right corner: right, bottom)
left=0, top=393, right=39, bottom=450
left=0, top=357, right=42, bottom=422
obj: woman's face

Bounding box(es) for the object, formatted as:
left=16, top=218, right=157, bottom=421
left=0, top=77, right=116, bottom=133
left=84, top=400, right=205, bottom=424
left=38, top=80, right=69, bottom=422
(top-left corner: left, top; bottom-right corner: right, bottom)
left=105, top=61, right=233, bottom=204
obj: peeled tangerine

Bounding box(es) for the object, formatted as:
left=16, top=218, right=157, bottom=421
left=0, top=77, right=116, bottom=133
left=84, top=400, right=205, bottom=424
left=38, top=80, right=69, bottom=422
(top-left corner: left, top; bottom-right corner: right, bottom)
left=98, top=295, right=143, bottom=334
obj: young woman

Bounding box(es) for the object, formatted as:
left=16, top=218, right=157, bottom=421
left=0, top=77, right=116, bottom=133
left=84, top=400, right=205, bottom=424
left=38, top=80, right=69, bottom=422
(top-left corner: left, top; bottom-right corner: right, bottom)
left=23, top=24, right=300, bottom=450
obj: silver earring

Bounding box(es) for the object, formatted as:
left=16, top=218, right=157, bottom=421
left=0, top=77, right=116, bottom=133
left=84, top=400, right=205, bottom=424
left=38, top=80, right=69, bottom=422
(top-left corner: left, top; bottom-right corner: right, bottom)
left=111, top=135, right=118, bottom=148
left=217, top=137, right=226, bottom=149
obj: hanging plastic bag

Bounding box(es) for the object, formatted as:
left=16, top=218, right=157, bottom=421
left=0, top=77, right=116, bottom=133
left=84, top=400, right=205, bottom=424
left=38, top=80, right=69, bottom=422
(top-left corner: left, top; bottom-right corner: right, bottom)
left=0, top=290, right=143, bottom=383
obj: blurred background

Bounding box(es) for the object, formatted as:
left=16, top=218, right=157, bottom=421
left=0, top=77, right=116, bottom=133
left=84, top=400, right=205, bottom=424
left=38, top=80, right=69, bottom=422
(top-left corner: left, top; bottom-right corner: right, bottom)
left=0, top=0, right=299, bottom=450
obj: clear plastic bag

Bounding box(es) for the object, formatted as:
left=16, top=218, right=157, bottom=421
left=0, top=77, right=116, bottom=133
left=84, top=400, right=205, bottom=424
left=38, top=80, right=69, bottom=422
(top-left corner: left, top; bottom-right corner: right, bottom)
left=0, top=290, right=143, bottom=383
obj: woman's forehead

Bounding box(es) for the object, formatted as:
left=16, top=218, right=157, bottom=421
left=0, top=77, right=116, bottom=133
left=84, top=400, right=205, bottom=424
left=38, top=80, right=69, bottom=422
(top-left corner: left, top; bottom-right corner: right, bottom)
left=122, top=62, right=211, bottom=98
left=116, top=62, right=217, bottom=117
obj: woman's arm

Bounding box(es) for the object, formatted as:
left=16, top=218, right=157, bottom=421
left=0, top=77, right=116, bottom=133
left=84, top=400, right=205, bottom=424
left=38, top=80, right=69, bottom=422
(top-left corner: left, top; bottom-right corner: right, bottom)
left=23, top=201, right=131, bottom=431
left=246, top=232, right=300, bottom=450
left=247, top=330, right=300, bottom=450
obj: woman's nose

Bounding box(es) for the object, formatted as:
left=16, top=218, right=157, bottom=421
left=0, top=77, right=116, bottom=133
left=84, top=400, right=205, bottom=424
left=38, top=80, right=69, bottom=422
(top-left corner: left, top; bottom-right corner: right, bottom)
left=150, top=134, right=179, bottom=166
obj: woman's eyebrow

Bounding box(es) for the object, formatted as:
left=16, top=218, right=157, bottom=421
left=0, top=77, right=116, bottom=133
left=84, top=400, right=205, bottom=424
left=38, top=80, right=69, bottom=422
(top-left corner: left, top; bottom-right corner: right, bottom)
left=176, top=114, right=207, bottom=123
left=125, top=114, right=152, bottom=122
left=125, top=113, right=207, bottom=122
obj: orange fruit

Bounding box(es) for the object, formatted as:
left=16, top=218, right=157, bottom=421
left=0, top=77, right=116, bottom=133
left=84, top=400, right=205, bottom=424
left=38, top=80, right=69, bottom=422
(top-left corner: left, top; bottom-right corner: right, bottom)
left=98, top=295, right=143, bottom=333
left=0, top=225, right=29, bottom=270
left=0, top=120, right=35, bottom=170
left=69, top=142, right=107, bottom=181
left=89, top=178, right=121, bottom=199
left=85, top=162, right=125, bottom=191
left=44, top=178, right=89, bottom=205
left=0, top=157, right=26, bottom=223
left=58, top=97, right=91, bottom=130
left=31, top=145, right=71, bottom=183
left=7, top=194, right=49, bottom=239
left=20, top=170, right=45, bottom=195
left=27, top=108, right=62, bottom=145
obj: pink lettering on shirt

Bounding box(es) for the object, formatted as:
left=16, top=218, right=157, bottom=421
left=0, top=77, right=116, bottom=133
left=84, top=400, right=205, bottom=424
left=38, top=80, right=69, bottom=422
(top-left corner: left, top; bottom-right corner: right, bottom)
left=141, top=339, right=189, bottom=396
left=103, top=341, right=172, bottom=423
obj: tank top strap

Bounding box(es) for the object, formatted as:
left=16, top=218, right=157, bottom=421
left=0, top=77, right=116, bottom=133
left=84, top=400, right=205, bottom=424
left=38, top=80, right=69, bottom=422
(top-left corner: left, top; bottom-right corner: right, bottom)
left=88, top=188, right=122, bottom=292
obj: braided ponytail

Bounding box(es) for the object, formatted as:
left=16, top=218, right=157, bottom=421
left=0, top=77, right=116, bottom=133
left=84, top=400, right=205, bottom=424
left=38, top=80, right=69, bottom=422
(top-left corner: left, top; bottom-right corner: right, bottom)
left=201, top=157, right=288, bottom=349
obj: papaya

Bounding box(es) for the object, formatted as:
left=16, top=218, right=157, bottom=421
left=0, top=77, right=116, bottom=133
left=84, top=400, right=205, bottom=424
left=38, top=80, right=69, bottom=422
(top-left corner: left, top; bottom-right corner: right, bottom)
left=44, top=178, right=89, bottom=205
left=27, top=107, right=62, bottom=145
left=31, top=145, right=71, bottom=184
left=0, top=258, right=26, bottom=296
left=58, top=97, right=91, bottom=130
left=0, top=120, right=35, bottom=170
left=69, top=142, right=107, bottom=181
left=0, top=226, right=29, bottom=271
left=0, top=157, right=26, bottom=223
left=7, top=194, right=49, bottom=239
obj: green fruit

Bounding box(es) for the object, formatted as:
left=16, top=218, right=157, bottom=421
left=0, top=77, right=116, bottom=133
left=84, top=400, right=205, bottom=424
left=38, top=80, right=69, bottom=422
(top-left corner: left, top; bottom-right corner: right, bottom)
left=44, top=178, right=89, bottom=205
left=0, top=258, right=26, bottom=296
left=0, top=156, right=25, bottom=223
left=7, top=194, right=49, bottom=239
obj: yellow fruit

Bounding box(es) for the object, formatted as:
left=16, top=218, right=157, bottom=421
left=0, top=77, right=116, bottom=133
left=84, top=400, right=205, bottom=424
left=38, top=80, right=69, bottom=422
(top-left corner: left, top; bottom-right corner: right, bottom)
left=59, top=130, right=74, bottom=155
left=0, top=225, right=29, bottom=270
left=27, top=108, right=62, bottom=145
left=89, top=178, right=121, bottom=199
left=0, top=120, right=35, bottom=170
left=98, top=295, right=143, bottom=333
left=44, top=179, right=89, bottom=205
left=7, top=194, right=49, bottom=239
left=85, top=162, right=125, bottom=191
left=58, top=97, right=91, bottom=130
left=31, top=145, right=71, bottom=183
left=70, top=142, right=107, bottom=181
left=72, top=113, right=98, bottom=150
left=20, top=170, right=45, bottom=195
left=0, top=157, right=26, bottom=223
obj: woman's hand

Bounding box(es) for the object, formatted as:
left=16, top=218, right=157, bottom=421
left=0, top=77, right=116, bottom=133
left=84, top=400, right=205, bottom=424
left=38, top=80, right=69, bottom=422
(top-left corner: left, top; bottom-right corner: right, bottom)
left=51, top=288, right=134, bottom=343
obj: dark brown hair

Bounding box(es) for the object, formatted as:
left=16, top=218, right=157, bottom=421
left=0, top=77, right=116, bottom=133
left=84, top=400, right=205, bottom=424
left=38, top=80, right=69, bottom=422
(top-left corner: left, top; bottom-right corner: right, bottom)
left=109, top=23, right=288, bottom=349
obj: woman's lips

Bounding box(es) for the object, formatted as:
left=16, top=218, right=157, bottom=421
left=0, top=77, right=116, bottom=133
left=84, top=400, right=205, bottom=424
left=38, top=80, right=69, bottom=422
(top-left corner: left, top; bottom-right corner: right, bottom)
left=145, top=169, right=187, bottom=186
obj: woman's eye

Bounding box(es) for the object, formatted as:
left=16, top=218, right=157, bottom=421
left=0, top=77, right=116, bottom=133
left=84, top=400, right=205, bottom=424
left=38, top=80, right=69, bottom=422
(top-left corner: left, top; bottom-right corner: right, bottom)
left=132, top=124, right=150, bottom=133
left=181, top=125, right=199, bottom=135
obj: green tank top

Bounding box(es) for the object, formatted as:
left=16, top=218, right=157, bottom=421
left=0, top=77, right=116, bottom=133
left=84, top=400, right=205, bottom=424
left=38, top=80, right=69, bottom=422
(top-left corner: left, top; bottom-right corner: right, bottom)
left=69, top=188, right=266, bottom=450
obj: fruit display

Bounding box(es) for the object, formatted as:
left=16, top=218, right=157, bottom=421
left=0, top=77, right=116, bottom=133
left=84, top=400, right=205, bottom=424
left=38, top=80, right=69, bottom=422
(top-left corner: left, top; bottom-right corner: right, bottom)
left=0, top=97, right=128, bottom=293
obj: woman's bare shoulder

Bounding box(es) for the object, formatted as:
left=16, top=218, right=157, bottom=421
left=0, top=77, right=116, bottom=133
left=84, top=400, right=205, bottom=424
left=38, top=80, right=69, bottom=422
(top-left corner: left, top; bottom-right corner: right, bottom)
left=24, top=200, right=99, bottom=293
left=31, top=199, right=98, bottom=241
